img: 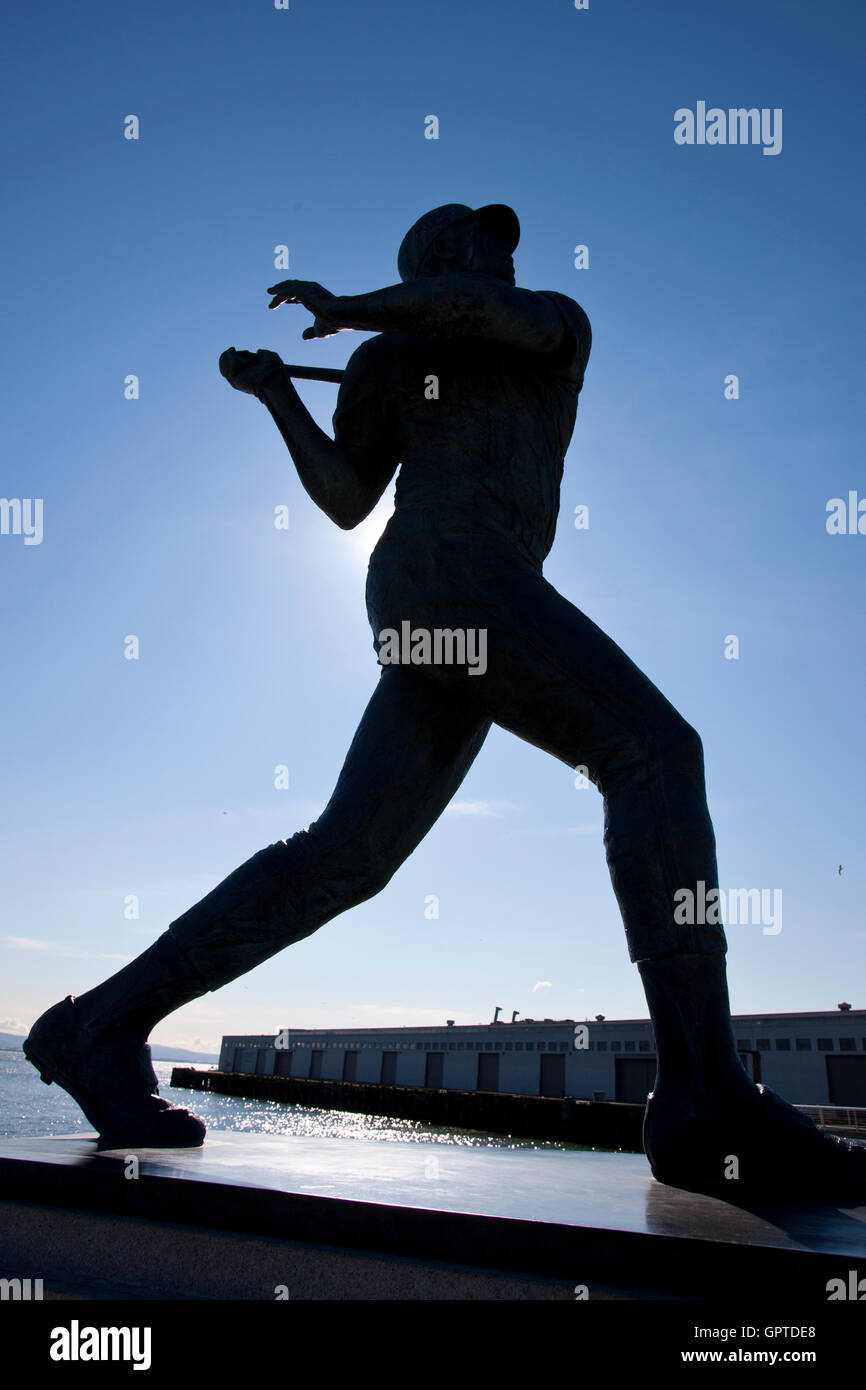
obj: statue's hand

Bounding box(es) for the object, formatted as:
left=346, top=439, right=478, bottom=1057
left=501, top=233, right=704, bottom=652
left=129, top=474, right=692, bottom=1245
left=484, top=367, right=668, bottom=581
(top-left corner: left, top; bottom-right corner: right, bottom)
left=219, top=347, right=285, bottom=395
left=267, top=280, right=340, bottom=339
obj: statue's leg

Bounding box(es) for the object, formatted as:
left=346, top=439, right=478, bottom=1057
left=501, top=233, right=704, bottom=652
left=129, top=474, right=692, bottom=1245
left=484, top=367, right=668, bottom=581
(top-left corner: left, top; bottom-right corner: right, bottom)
left=24, top=667, right=490, bottom=1143
left=159, top=663, right=490, bottom=992
left=398, top=554, right=865, bottom=1197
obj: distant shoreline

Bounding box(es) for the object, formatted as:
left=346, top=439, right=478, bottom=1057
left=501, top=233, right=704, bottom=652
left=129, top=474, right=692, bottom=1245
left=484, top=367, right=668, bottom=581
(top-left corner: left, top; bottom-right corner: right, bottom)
left=0, top=1033, right=218, bottom=1064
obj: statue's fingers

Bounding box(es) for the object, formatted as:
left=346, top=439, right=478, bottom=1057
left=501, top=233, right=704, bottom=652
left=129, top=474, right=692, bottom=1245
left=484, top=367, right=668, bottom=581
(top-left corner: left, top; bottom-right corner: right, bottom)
left=267, top=281, right=300, bottom=308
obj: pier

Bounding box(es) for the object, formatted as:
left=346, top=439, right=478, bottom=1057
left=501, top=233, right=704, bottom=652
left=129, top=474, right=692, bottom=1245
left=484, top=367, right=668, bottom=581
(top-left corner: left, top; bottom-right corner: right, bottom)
left=170, top=1065, right=646, bottom=1149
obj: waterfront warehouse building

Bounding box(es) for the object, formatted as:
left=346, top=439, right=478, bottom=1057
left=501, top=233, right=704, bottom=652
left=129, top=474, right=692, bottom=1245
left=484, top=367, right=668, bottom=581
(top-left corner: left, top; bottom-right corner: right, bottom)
left=220, top=1009, right=866, bottom=1107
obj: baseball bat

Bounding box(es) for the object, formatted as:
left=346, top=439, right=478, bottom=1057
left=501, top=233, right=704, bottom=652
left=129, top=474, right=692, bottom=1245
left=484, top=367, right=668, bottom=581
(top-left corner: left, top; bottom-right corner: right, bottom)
left=283, top=363, right=345, bottom=384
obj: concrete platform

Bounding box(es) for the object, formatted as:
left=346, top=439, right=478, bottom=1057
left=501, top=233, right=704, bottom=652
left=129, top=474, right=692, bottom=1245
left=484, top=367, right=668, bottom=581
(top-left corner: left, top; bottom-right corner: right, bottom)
left=1, top=1132, right=864, bottom=1299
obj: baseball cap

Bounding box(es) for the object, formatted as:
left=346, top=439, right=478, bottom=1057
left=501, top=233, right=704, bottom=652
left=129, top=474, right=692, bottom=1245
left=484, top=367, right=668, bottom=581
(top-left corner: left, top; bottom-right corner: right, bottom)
left=397, top=203, right=520, bottom=282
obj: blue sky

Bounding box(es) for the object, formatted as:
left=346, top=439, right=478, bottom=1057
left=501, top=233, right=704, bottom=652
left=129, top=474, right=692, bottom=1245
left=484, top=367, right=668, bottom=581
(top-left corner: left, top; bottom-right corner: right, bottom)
left=1, top=0, right=864, bottom=1051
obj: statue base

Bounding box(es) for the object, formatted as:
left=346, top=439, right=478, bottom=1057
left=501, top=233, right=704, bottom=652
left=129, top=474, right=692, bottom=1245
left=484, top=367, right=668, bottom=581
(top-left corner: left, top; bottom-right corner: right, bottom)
left=0, top=1132, right=864, bottom=1300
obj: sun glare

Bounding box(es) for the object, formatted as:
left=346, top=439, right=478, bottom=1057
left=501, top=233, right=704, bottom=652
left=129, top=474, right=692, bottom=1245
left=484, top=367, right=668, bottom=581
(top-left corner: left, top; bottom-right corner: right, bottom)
left=347, top=496, right=395, bottom=568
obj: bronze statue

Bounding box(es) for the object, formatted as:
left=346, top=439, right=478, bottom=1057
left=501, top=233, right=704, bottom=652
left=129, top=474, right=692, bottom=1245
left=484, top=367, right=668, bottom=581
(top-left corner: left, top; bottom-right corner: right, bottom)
left=24, top=205, right=865, bottom=1200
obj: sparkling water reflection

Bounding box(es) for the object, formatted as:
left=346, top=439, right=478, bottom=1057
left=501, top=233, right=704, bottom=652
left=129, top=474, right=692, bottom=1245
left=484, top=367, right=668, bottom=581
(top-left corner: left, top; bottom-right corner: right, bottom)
left=0, top=1052, right=589, bottom=1150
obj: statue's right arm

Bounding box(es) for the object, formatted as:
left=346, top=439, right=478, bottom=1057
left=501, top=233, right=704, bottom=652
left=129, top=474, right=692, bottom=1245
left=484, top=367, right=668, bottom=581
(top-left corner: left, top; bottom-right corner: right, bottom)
left=257, top=358, right=397, bottom=530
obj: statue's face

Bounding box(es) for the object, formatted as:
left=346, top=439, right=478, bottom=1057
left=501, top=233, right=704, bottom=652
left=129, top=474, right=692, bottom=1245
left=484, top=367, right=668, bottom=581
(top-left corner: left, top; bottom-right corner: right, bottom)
left=429, top=218, right=515, bottom=284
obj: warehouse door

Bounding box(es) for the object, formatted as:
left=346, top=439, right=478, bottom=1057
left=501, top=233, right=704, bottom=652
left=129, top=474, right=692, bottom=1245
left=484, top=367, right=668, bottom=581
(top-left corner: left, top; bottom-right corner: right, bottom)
left=827, top=1056, right=866, bottom=1105
left=342, top=1051, right=358, bottom=1081
left=540, top=1052, right=565, bottom=1097
left=615, top=1057, right=657, bottom=1103
left=274, top=1050, right=293, bottom=1076
left=425, top=1052, right=445, bottom=1088
left=309, top=1049, right=323, bottom=1078
left=477, top=1053, right=499, bottom=1092
left=381, top=1051, right=397, bottom=1084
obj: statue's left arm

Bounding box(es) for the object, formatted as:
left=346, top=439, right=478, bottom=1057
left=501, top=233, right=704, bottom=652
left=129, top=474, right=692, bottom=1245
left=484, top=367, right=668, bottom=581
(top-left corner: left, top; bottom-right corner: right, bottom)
left=218, top=342, right=399, bottom=530
left=267, top=275, right=576, bottom=356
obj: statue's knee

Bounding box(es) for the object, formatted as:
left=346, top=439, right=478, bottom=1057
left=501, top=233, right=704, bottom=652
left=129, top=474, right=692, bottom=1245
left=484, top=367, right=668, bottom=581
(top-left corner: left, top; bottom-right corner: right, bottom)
left=674, top=717, right=704, bottom=765
left=310, top=825, right=395, bottom=904
left=656, top=716, right=706, bottom=782
left=352, top=850, right=395, bottom=902
left=259, top=822, right=397, bottom=907
left=603, top=714, right=705, bottom=791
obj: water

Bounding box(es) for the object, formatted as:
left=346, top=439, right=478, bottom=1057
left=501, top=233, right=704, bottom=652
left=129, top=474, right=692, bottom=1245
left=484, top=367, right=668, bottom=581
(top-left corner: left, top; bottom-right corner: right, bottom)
left=0, top=1049, right=584, bottom=1150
